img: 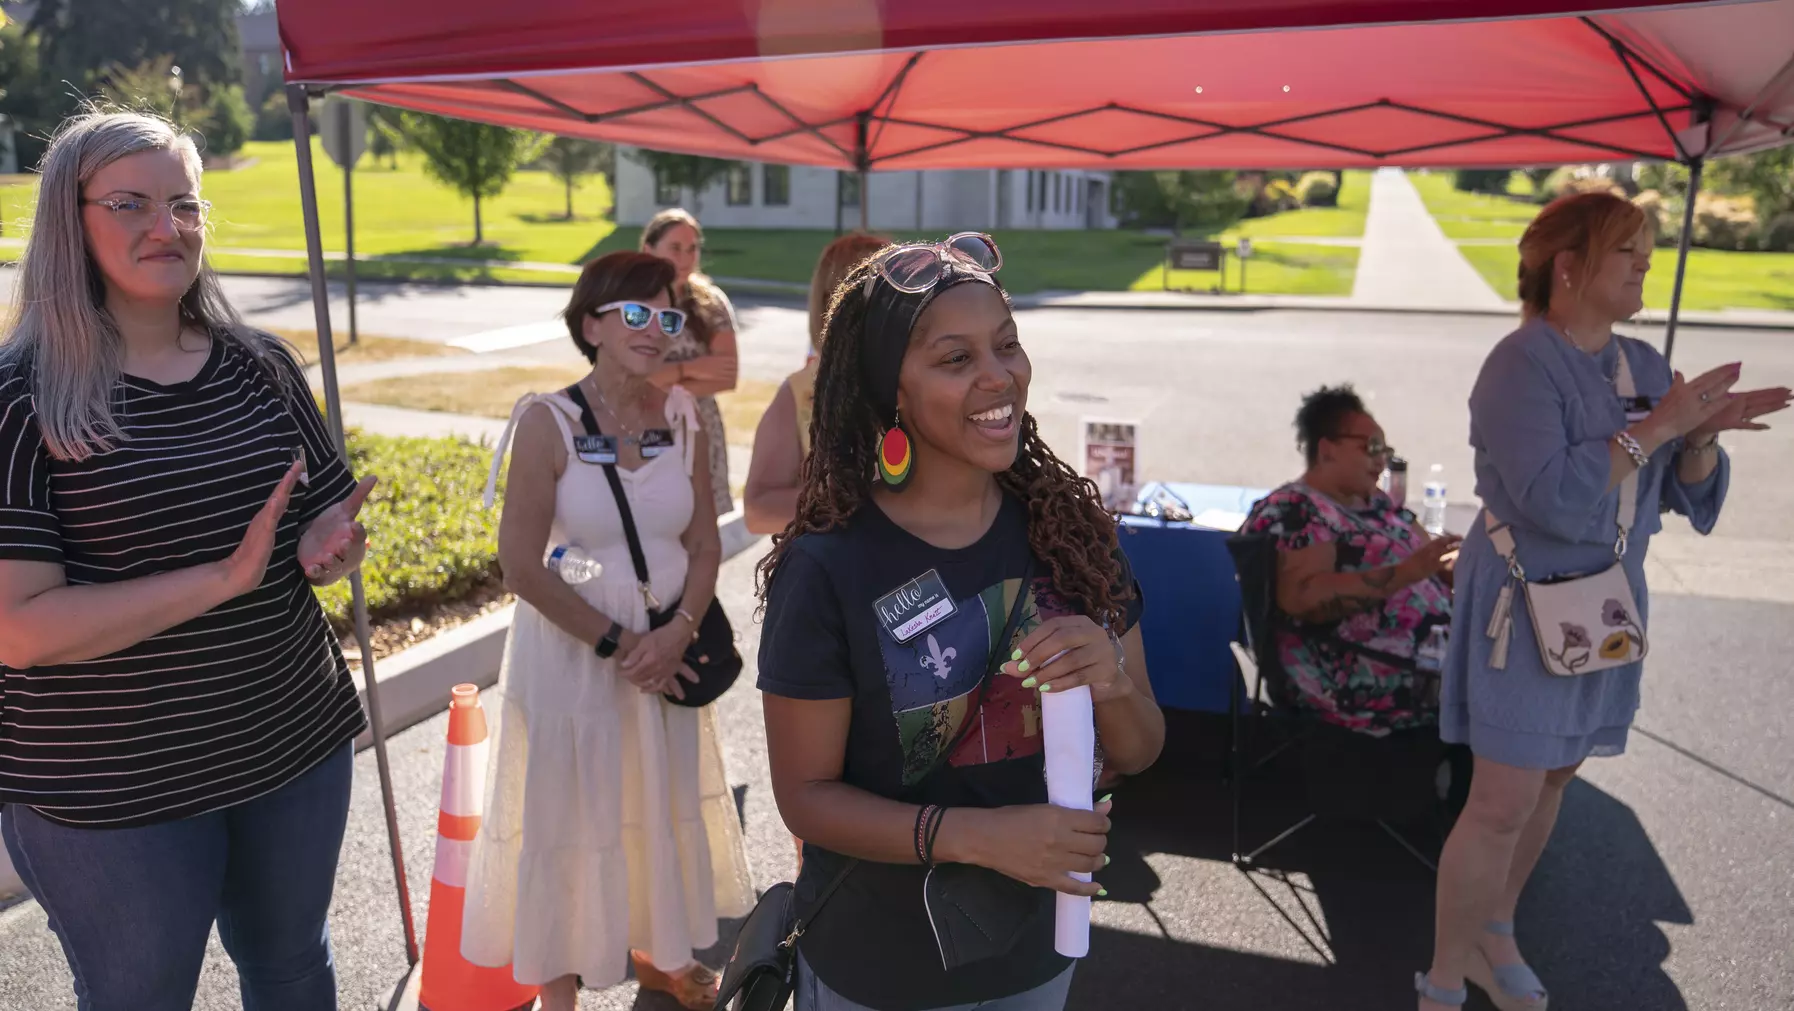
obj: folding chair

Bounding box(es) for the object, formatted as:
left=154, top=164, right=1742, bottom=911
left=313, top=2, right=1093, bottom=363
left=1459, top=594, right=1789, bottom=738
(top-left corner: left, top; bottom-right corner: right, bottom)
left=1224, top=531, right=1466, bottom=872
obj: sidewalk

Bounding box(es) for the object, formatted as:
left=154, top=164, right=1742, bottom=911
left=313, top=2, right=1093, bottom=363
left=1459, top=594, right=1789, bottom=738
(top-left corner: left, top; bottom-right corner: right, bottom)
left=1350, top=167, right=1508, bottom=311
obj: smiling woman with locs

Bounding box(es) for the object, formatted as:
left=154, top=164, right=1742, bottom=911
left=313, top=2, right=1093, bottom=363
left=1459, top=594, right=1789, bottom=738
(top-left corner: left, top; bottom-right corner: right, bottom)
left=0, top=111, right=377, bottom=1007
left=753, top=234, right=1166, bottom=1011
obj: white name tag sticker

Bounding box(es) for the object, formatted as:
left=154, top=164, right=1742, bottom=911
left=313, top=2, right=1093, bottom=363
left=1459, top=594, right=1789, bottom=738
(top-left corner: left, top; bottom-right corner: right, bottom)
left=875, top=569, right=957, bottom=644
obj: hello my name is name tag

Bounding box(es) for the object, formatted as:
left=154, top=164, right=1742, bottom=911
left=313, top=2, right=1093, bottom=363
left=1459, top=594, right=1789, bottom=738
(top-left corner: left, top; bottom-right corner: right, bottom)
left=875, top=569, right=957, bottom=644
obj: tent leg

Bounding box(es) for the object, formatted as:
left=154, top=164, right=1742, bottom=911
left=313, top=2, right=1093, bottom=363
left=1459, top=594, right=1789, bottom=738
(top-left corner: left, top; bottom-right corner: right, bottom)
left=1663, top=159, right=1702, bottom=365
left=286, top=84, right=421, bottom=969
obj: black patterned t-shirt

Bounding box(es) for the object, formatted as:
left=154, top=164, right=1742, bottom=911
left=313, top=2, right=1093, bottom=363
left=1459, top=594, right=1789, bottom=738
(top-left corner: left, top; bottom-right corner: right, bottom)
left=758, top=494, right=1140, bottom=1010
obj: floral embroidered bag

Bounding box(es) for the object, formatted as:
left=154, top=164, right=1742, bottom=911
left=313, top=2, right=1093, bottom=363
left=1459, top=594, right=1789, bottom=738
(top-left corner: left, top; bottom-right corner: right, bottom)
left=1482, top=349, right=1648, bottom=677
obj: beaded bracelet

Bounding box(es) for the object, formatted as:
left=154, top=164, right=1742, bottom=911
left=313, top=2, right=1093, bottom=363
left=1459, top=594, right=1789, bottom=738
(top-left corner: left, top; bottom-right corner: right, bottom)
left=914, top=804, right=939, bottom=866
left=1614, top=430, right=1649, bottom=469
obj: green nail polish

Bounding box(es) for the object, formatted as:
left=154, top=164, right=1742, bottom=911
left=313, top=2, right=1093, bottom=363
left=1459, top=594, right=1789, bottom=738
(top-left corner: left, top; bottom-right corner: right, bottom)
left=1103, top=854, right=1111, bottom=867
left=1021, top=677, right=1036, bottom=688
left=1011, top=649, right=1023, bottom=661
left=1039, top=682, right=1052, bottom=691
left=1017, top=660, right=1030, bottom=673
left=1097, top=888, right=1108, bottom=897
left=1098, top=793, right=1113, bottom=805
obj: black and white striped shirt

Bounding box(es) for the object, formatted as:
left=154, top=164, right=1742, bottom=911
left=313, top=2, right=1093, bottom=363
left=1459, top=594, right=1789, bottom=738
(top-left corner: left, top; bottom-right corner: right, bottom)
left=0, top=336, right=368, bottom=827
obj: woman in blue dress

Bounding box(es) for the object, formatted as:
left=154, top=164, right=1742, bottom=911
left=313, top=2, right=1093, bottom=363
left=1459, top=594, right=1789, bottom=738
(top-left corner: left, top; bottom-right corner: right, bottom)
left=1414, top=193, right=1791, bottom=1011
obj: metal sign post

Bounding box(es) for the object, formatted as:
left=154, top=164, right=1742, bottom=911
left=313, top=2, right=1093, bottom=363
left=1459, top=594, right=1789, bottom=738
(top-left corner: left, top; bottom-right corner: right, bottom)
left=319, top=98, right=368, bottom=346
left=1236, top=237, right=1253, bottom=294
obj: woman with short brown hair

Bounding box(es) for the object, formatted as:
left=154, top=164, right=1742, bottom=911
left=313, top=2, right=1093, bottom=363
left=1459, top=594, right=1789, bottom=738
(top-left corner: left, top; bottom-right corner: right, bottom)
left=1414, top=193, right=1789, bottom=1010
left=462, top=250, right=752, bottom=1011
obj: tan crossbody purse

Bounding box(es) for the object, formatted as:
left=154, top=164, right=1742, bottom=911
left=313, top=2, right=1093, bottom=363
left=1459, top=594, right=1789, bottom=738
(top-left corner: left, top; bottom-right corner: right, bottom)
left=1483, top=350, right=1647, bottom=676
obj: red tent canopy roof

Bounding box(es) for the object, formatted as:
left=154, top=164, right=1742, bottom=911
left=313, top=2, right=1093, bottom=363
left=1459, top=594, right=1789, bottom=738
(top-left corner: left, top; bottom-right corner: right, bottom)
left=279, top=1, right=1794, bottom=168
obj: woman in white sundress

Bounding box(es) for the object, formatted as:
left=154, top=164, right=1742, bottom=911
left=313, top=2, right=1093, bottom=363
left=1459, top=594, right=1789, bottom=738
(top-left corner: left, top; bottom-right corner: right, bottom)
left=463, top=250, right=754, bottom=1011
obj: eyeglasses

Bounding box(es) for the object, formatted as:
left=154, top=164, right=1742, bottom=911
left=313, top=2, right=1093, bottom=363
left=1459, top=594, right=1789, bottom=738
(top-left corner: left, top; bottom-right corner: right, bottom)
left=82, top=196, right=211, bottom=232
left=592, top=301, right=687, bottom=336
left=869, top=232, right=1002, bottom=293
left=1334, top=434, right=1396, bottom=458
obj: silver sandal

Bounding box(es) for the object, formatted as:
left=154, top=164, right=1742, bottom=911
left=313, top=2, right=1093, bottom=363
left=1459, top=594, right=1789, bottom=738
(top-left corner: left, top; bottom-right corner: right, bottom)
left=1466, top=920, right=1549, bottom=1011
left=1415, top=972, right=1467, bottom=1007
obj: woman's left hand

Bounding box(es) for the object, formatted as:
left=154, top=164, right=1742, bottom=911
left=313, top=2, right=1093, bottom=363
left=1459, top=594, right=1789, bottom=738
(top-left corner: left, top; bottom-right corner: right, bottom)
left=1687, top=386, right=1793, bottom=441
left=1001, top=615, right=1133, bottom=704
left=298, top=475, right=377, bottom=583
left=619, top=623, right=701, bottom=699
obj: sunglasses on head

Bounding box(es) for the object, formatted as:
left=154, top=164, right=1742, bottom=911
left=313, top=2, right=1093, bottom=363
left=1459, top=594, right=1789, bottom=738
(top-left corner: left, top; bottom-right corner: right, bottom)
left=592, top=301, right=686, bottom=336
left=866, top=232, right=1003, bottom=294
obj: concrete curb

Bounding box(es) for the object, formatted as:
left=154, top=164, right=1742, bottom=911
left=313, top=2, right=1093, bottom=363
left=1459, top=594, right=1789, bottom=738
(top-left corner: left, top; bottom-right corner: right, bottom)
left=0, top=511, right=767, bottom=907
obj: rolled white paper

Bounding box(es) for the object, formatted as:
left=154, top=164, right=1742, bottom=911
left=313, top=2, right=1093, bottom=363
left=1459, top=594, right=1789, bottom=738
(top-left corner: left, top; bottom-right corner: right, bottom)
left=1040, top=682, right=1095, bottom=958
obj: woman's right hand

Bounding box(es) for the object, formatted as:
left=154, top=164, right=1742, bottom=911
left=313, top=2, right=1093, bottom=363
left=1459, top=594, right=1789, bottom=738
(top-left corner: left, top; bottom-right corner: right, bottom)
left=1643, top=363, right=1740, bottom=443
left=218, top=458, right=303, bottom=597
left=948, top=798, right=1113, bottom=896
left=1395, top=534, right=1462, bottom=586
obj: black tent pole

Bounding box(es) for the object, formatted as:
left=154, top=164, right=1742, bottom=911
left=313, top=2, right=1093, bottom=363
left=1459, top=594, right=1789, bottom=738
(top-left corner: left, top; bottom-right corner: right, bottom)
left=1663, top=157, right=1702, bottom=365
left=285, top=84, right=421, bottom=970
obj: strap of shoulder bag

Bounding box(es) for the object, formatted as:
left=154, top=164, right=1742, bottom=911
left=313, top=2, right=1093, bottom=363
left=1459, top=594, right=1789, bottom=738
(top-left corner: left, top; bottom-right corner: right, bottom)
left=564, top=385, right=658, bottom=609
left=794, top=551, right=1039, bottom=933
left=1485, top=341, right=1642, bottom=567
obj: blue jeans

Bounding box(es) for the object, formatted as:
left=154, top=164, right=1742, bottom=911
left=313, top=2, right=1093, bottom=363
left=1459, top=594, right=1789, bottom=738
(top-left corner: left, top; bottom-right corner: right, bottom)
left=1, top=741, right=354, bottom=1011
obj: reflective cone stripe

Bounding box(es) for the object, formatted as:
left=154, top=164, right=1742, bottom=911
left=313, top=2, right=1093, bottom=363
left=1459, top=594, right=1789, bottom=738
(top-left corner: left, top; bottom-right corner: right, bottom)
left=418, top=685, right=538, bottom=1011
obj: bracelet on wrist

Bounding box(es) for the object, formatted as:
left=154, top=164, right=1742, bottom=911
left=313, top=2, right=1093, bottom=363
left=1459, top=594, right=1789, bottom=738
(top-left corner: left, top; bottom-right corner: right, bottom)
left=1614, top=430, right=1650, bottom=469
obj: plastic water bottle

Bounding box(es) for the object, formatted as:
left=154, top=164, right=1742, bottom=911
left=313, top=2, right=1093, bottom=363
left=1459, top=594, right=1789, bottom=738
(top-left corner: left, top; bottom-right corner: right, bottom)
left=1416, top=625, right=1449, bottom=672
left=544, top=544, right=602, bottom=584
left=1421, top=464, right=1448, bottom=536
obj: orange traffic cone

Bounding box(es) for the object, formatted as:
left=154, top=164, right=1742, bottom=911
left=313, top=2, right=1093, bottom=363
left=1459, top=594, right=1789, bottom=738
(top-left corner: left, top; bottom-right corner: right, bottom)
left=418, top=685, right=539, bottom=1011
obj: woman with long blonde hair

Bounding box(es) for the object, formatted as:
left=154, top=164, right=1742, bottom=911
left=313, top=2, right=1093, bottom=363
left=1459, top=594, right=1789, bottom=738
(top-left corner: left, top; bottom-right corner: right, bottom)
left=743, top=231, right=892, bottom=534
left=1414, top=192, right=1789, bottom=1010
left=0, top=110, right=376, bottom=1008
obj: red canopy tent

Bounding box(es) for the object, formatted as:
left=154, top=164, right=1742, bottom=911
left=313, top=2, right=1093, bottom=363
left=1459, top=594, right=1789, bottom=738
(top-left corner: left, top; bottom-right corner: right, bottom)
left=271, top=0, right=1794, bottom=982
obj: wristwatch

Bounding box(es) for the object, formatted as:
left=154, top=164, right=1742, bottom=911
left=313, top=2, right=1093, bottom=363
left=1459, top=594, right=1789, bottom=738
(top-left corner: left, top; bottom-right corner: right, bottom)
left=594, top=620, right=622, bottom=659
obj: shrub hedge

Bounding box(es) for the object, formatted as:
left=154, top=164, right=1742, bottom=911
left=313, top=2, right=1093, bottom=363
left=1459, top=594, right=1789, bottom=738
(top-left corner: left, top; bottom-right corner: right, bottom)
left=313, top=429, right=504, bottom=631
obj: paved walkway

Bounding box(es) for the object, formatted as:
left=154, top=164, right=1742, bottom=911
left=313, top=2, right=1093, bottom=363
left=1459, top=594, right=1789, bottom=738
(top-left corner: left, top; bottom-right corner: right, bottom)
left=1351, top=168, right=1507, bottom=311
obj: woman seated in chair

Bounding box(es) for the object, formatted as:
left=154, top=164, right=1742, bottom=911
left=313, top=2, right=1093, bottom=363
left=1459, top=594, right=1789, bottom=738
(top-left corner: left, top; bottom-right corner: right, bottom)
left=1241, top=384, right=1461, bottom=736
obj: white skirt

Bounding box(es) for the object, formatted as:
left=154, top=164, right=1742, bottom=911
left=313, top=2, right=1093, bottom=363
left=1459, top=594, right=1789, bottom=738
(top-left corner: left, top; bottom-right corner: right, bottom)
left=458, top=579, right=755, bottom=986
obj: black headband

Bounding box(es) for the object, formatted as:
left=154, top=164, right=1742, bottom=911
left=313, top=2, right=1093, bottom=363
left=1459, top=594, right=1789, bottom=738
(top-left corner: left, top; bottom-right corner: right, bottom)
left=859, top=263, right=1000, bottom=420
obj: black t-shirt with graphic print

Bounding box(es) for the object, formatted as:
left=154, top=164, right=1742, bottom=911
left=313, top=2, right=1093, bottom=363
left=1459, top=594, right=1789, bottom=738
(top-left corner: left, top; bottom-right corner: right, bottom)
left=757, top=493, right=1142, bottom=1010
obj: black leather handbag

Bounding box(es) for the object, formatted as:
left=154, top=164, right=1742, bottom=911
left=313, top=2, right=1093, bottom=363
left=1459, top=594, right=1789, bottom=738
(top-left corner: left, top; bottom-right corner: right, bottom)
left=714, top=557, right=1038, bottom=1010
left=565, top=385, right=743, bottom=708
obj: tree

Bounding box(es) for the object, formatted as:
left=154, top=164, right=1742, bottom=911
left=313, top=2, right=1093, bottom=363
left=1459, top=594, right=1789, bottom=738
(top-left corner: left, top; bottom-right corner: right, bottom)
left=366, top=105, right=408, bottom=169
left=541, top=137, right=613, bottom=219
left=1709, top=147, right=1794, bottom=220
left=0, top=17, right=57, bottom=171
left=627, top=148, right=733, bottom=215
left=1112, top=170, right=1250, bottom=235
left=99, top=55, right=211, bottom=134
left=30, top=0, right=242, bottom=101
left=400, top=113, right=547, bottom=244
left=202, top=84, right=253, bottom=160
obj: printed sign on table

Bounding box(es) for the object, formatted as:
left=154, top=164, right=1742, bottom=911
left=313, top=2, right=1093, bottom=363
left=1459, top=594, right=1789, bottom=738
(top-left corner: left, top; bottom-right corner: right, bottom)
left=1079, top=419, right=1138, bottom=512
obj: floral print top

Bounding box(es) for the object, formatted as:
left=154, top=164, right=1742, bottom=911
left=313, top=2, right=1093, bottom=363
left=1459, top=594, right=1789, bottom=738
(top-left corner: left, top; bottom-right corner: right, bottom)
left=1242, top=483, right=1453, bottom=735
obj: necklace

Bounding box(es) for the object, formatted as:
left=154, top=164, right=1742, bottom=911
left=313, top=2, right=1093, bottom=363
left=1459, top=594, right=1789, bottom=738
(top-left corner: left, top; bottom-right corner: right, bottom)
left=586, top=375, right=649, bottom=447
left=1551, top=319, right=1617, bottom=385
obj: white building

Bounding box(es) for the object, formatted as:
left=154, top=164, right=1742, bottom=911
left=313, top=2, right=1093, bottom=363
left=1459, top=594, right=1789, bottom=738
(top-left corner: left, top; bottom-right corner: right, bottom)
left=614, top=149, right=1117, bottom=232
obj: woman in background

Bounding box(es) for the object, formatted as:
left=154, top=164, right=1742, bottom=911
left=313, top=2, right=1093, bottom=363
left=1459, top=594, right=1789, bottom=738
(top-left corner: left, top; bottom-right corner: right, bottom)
left=743, top=231, right=891, bottom=535
left=641, top=208, right=739, bottom=517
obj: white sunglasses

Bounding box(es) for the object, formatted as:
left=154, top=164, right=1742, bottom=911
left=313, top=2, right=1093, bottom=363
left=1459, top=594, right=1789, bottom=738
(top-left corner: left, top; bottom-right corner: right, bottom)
left=592, top=300, right=687, bottom=336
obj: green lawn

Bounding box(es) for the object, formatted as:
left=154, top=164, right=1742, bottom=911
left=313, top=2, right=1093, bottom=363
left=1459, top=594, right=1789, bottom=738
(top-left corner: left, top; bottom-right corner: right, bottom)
left=1409, top=171, right=1540, bottom=241
left=1461, top=243, right=1794, bottom=312
left=0, top=142, right=1365, bottom=295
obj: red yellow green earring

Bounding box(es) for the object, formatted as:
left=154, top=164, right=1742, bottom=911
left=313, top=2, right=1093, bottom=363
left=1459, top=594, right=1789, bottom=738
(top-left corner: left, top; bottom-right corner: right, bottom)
left=877, top=411, right=914, bottom=490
